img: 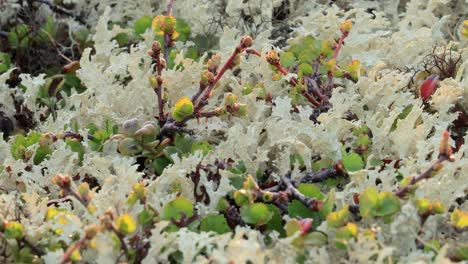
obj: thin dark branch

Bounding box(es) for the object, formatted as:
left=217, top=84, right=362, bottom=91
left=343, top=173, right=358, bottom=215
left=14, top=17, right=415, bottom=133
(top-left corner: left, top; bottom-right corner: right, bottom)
left=394, top=155, right=449, bottom=198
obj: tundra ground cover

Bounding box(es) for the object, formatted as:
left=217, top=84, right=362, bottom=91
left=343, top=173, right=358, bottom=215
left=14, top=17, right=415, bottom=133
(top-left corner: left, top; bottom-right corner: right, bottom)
left=0, top=0, right=467, bottom=263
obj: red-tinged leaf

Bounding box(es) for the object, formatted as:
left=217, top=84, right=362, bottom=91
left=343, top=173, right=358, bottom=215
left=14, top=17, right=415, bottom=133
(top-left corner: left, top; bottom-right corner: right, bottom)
left=300, top=218, right=313, bottom=236
left=420, top=75, right=439, bottom=101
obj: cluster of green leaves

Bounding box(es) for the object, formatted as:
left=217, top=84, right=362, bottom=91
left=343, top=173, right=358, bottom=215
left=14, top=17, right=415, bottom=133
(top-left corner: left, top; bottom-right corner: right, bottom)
left=114, top=16, right=201, bottom=69
left=115, top=119, right=212, bottom=175
left=274, top=36, right=361, bottom=105
left=36, top=70, right=86, bottom=120
left=8, top=16, right=91, bottom=52
left=10, top=131, right=86, bottom=166
left=0, top=52, right=12, bottom=73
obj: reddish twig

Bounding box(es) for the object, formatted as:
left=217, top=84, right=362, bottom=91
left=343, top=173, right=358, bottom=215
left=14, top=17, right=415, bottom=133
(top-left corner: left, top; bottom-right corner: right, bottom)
left=186, top=37, right=253, bottom=122
left=394, top=155, right=449, bottom=198
left=60, top=236, right=86, bottom=264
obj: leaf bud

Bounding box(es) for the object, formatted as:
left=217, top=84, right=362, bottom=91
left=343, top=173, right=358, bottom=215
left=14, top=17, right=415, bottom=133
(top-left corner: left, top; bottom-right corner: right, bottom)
left=115, top=214, right=136, bottom=235
left=171, top=97, right=194, bottom=122
left=240, top=36, right=253, bottom=48
left=207, top=54, right=222, bottom=73
left=340, top=20, right=353, bottom=34
left=200, top=70, right=214, bottom=86
left=266, top=50, right=280, bottom=65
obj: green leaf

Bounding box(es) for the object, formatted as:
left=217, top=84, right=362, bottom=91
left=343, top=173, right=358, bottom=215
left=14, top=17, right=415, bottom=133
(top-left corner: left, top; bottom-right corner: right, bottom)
left=191, top=141, right=212, bottom=156
left=359, top=187, right=400, bottom=218
left=240, top=203, right=273, bottom=226
left=0, top=52, right=12, bottom=73
left=304, top=232, right=328, bottom=247
left=374, top=192, right=400, bottom=217
left=326, top=205, right=350, bottom=228
left=118, top=138, right=143, bottom=156
left=452, top=244, right=468, bottom=261
left=174, top=133, right=193, bottom=153
left=290, top=153, right=305, bottom=169
left=138, top=208, right=155, bottom=225
left=3, top=221, right=24, bottom=239
left=280, top=52, right=296, bottom=68
left=390, top=104, right=413, bottom=132
left=114, top=33, right=130, bottom=47
left=175, top=18, right=191, bottom=42
left=37, top=17, right=57, bottom=43
left=265, top=205, right=284, bottom=235
left=33, top=145, right=52, bottom=165
left=320, top=189, right=335, bottom=217
left=229, top=160, right=247, bottom=175
left=115, top=214, right=136, bottom=235
left=450, top=209, right=468, bottom=229
left=11, top=132, right=41, bottom=160
left=199, top=214, right=231, bottom=234
left=65, top=138, right=85, bottom=162
left=297, top=183, right=324, bottom=200
left=298, top=63, right=313, bottom=76
left=285, top=219, right=302, bottom=237
left=162, top=196, right=194, bottom=221
left=152, top=156, right=172, bottom=175
left=163, top=146, right=184, bottom=161
left=134, top=16, right=152, bottom=35
left=342, top=152, right=364, bottom=172
left=335, top=223, right=358, bottom=249
left=8, top=24, right=29, bottom=49
left=359, top=187, right=379, bottom=218
left=288, top=200, right=315, bottom=219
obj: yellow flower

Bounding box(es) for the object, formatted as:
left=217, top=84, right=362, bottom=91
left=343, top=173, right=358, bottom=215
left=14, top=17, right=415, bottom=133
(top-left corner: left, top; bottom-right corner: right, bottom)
left=461, top=20, right=468, bottom=38
left=152, top=15, right=179, bottom=39
left=340, top=20, right=353, bottom=33
left=171, top=97, right=194, bottom=122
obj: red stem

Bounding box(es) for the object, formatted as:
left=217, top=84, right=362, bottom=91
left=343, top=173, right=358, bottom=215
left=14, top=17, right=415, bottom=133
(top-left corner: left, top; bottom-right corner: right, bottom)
left=246, top=49, right=261, bottom=57
left=166, top=0, right=175, bottom=16
left=333, top=32, right=348, bottom=60
left=191, top=46, right=244, bottom=116
left=272, top=62, right=320, bottom=107
left=60, top=236, right=86, bottom=264
left=394, top=155, right=448, bottom=198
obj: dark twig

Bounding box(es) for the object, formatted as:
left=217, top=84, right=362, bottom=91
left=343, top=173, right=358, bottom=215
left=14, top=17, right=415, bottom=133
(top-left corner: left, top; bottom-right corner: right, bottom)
left=394, top=155, right=449, bottom=198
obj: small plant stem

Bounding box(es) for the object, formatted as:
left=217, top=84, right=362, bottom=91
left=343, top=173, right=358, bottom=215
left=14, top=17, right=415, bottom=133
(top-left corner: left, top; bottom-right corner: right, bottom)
left=301, top=90, right=321, bottom=106
left=306, top=77, right=329, bottom=102
left=163, top=0, right=176, bottom=62
left=333, top=32, right=348, bottom=60
left=163, top=35, right=171, bottom=63
left=281, top=176, right=321, bottom=210
left=150, top=47, right=166, bottom=123
left=245, top=49, right=261, bottom=57
left=60, top=236, right=86, bottom=264
left=21, top=237, right=45, bottom=256
left=110, top=225, right=130, bottom=255
left=198, top=109, right=220, bottom=119
left=166, top=0, right=175, bottom=16
left=68, top=188, right=89, bottom=207
left=300, top=168, right=342, bottom=183
left=190, top=45, right=245, bottom=118
left=394, top=155, right=449, bottom=198
left=271, top=61, right=321, bottom=107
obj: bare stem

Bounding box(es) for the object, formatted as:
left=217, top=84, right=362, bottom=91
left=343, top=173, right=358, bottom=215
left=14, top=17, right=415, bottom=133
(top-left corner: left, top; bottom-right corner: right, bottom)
left=271, top=61, right=321, bottom=107
left=189, top=45, right=245, bottom=120
left=60, top=236, right=86, bottom=264
left=333, top=32, right=348, bottom=60
left=166, top=0, right=175, bottom=16
left=394, top=155, right=449, bottom=198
